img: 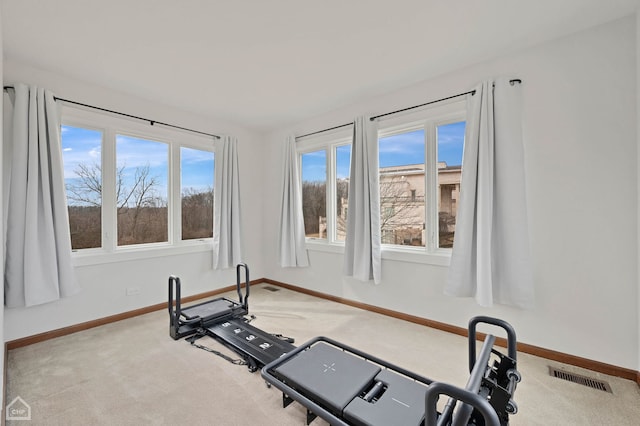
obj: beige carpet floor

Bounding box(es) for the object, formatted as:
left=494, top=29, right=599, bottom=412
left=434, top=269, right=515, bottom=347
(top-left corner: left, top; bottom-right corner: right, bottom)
left=5, top=283, right=640, bottom=425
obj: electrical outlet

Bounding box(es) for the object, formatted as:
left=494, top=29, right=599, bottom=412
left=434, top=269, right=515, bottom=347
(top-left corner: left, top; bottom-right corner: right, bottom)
left=126, top=287, right=141, bottom=296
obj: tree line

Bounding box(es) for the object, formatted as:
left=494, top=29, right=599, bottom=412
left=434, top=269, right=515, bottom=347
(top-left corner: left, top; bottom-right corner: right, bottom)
left=66, top=162, right=213, bottom=249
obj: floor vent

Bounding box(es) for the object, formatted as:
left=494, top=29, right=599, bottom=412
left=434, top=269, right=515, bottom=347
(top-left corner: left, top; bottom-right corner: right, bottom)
left=548, top=366, right=612, bottom=393
left=262, top=286, right=280, bottom=292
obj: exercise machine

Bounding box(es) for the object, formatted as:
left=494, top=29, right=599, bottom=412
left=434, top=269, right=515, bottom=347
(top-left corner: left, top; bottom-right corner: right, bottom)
left=168, top=263, right=250, bottom=340
left=168, top=263, right=295, bottom=371
left=261, top=316, right=520, bottom=426
left=169, top=266, right=521, bottom=424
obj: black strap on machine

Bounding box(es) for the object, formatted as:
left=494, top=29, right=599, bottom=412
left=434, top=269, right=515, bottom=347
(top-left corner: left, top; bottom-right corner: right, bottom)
left=186, top=329, right=247, bottom=366
left=270, top=333, right=295, bottom=344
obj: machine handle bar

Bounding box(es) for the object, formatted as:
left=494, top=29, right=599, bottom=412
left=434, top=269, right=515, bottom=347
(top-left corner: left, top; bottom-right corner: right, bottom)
left=168, top=275, right=181, bottom=327
left=236, top=263, right=250, bottom=310
left=425, top=382, right=500, bottom=426
left=468, top=316, right=517, bottom=372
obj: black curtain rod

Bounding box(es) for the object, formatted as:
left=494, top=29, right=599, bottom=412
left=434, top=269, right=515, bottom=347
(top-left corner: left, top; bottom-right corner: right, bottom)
left=296, top=78, right=522, bottom=139
left=370, top=79, right=521, bottom=121
left=369, top=89, right=474, bottom=121
left=297, top=122, right=353, bottom=139
left=3, top=85, right=221, bottom=140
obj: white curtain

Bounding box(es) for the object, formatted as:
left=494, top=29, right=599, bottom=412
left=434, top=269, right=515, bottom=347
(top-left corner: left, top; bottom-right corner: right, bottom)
left=4, top=83, right=79, bottom=307
left=446, top=78, right=533, bottom=308
left=343, top=116, right=381, bottom=283
left=278, top=135, right=309, bottom=267
left=212, top=135, right=243, bottom=269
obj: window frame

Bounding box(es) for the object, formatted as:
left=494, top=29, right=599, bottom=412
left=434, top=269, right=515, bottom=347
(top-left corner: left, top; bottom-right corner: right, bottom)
left=297, top=128, right=352, bottom=250
left=60, top=105, right=216, bottom=266
left=296, top=100, right=466, bottom=266
left=377, top=99, right=466, bottom=262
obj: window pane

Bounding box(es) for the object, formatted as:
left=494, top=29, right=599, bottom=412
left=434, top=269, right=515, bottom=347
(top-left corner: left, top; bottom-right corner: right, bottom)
left=301, top=150, right=327, bottom=239
left=335, top=144, right=350, bottom=241
left=62, top=125, right=103, bottom=250
left=379, top=129, right=425, bottom=246
left=437, top=121, right=465, bottom=248
left=116, top=135, right=168, bottom=246
left=181, top=147, right=214, bottom=240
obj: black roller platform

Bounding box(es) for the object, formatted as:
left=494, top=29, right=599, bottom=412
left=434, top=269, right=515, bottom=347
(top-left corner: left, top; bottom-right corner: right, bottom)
left=181, top=298, right=237, bottom=321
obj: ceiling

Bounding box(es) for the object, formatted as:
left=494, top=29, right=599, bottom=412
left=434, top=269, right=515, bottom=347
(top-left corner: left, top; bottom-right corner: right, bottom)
left=2, top=1, right=639, bottom=132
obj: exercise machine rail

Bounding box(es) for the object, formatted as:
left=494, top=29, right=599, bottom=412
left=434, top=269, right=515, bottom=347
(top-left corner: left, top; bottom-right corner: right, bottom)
left=168, top=263, right=295, bottom=371
left=202, top=316, right=296, bottom=372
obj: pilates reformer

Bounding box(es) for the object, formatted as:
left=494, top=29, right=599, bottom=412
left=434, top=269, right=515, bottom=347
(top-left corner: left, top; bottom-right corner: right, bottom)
left=169, top=265, right=521, bottom=425
left=168, top=263, right=296, bottom=371
left=261, top=316, right=521, bottom=426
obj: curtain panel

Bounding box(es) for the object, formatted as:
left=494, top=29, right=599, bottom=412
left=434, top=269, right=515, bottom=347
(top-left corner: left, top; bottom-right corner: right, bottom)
left=278, top=135, right=309, bottom=267
left=212, top=135, right=243, bottom=269
left=446, top=78, right=533, bottom=308
left=343, top=116, right=381, bottom=283
left=4, top=83, right=79, bottom=307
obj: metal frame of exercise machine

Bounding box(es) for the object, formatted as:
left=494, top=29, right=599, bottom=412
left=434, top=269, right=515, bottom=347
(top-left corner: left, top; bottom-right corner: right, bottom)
left=168, top=263, right=250, bottom=340
left=168, top=265, right=521, bottom=425
left=168, top=263, right=296, bottom=371
left=261, top=316, right=520, bottom=426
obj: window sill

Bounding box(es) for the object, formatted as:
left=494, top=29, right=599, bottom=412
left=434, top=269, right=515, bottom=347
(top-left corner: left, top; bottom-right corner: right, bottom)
left=304, top=239, right=346, bottom=254
left=304, top=240, right=451, bottom=266
left=71, top=240, right=213, bottom=267
left=381, top=246, right=451, bottom=266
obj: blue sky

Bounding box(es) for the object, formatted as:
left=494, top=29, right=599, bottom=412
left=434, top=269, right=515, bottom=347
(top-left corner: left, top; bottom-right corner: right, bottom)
left=302, top=121, right=465, bottom=182
left=61, top=126, right=214, bottom=206
left=181, top=147, right=214, bottom=191
left=116, top=135, right=169, bottom=201
left=61, top=125, right=102, bottom=179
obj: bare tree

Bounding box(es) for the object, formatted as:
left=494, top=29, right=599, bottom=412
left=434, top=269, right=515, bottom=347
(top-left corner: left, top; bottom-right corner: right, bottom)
left=302, top=175, right=424, bottom=244
left=65, top=161, right=165, bottom=246
left=379, top=175, right=424, bottom=245
left=120, top=164, right=160, bottom=239
left=66, top=162, right=102, bottom=207
left=66, top=162, right=159, bottom=211
left=301, top=181, right=326, bottom=237
left=182, top=186, right=214, bottom=239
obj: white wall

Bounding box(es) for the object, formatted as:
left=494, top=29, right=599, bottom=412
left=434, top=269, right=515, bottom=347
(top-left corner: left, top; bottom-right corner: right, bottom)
left=2, top=62, right=266, bottom=341
left=263, top=16, right=639, bottom=370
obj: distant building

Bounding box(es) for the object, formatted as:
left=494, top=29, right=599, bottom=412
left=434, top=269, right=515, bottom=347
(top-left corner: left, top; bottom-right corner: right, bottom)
left=334, top=162, right=461, bottom=247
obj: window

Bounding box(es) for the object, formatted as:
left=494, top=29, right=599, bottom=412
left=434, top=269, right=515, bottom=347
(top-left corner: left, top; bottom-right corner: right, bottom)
left=301, top=150, right=327, bottom=239
left=116, top=135, right=169, bottom=246
left=297, top=102, right=465, bottom=261
left=379, top=128, right=426, bottom=247
left=61, top=107, right=215, bottom=255
left=436, top=121, right=465, bottom=248
left=181, top=147, right=214, bottom=240
left=299, top=133, right=351, bottom=244
left=62, top=125, right=103, bottom=250
left=335, top=144, right=351, bottom=241
left=378, top=102, right=465, bottom=253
